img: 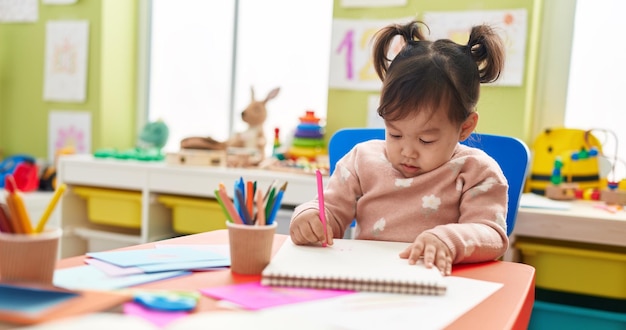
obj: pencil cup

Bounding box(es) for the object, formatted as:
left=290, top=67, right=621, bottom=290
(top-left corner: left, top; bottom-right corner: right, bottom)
left=0, top=227, right=61, bottom=284
left=226, top=221, right=277, bottom=275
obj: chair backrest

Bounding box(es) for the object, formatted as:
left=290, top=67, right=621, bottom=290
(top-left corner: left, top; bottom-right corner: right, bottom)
left=328, top=128, right=531, bottom=236
left=328, top=128, right=387, bottom=174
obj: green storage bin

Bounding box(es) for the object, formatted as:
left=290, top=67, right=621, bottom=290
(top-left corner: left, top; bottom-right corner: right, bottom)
left=529, top=301, right=626, bottom=330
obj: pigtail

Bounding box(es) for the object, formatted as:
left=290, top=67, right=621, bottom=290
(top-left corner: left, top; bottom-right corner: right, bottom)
left=466, top=25, right=505, bottom=83
left=372, top=21, right=427, bottom=81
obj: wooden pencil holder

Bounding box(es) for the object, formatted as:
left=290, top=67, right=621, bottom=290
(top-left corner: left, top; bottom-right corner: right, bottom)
left=0, top=228, right=61, bottom=284
left=599, top=189, right=626, bottom=205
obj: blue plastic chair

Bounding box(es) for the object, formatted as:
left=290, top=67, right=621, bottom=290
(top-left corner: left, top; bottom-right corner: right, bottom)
left=328, top=128, right=530, bottom=236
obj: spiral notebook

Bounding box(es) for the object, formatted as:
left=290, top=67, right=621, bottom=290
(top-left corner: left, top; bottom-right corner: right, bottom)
left=261, top=238, right=447, bottom=295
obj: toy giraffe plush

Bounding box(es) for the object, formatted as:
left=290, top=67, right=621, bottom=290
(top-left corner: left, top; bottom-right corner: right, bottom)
left=180, top=86, right=280, bottom=165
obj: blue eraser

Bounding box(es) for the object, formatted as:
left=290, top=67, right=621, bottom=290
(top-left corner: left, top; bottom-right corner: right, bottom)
left=134, top=292, right=197, bottom=312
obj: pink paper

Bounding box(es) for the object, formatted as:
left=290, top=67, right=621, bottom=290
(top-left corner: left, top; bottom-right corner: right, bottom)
left=123, top=302, right=189, bottom=328
left=200, top=282, right=354, bottom=310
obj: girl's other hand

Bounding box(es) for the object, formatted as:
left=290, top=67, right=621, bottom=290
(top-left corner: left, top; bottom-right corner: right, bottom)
left=399, top=232, right=452, bottom=276
left=289, top=209, right=334, bottom=246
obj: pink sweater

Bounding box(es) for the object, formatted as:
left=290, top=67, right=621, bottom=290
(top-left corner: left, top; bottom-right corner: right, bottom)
left=292, top=140, right=509, bottom=264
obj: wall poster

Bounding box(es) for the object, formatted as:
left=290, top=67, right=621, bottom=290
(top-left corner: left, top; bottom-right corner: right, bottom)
left=43, top=20, right=90, bottom=102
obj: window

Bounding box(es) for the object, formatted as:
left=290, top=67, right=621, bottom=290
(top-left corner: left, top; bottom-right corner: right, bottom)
left=565, top=0, right=626, bottom=181
left=147, top=0, right=334, bottom=155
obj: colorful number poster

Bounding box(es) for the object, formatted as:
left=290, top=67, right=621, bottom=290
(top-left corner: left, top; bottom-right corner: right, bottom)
left=329, top=18, right=411, bottom=91
left=43, top=20, right=90, bottom=102
left=423, top=9, right=528, bottom=86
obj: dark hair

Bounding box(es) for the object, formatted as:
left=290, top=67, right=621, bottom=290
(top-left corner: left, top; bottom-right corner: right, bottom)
left=372, top=20, right=505, bottom=124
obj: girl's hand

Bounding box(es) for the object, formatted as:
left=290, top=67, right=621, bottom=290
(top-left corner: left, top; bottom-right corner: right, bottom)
left=399, top=232, right=452, bottom=276
left=289, top=209, right=334, bottom=246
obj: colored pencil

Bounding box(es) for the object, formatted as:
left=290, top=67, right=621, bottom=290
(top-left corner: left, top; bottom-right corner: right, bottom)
left=263, top=180, right=277, bottom=202
left=214, top=189, right=234, bottom=223
left=233, top=181, right=242, bottom=221
left=218, top=186, right=244, bottom=224
left=255, top=189, right=265, bottom=226
left=267, top=182, right=288, bottom=225
left=246, top=181, right=254, bottom=218
left=265, top=186, right=277, bottom=220
left=237, top=177, right=245, bottom=197
left=36, top=183, right=66, bottom=233
left=235, top=188, right=252, bottom=225
left=3, top=197, right=23, bottom=233
left=0, top=203, right=13, bottom=233
left=4, top=175, right=33, bottom=234
left=316, top=170, right=328, bottom=247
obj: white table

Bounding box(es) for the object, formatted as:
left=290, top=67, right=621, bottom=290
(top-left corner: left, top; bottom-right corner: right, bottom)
left=506, top=193, right=626, bottom=261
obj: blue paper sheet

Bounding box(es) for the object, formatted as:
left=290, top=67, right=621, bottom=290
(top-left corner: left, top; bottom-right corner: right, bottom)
left=138, top=258, right=230, bottom=273
left=53, top=265, right=190, bottom=291
left=86, top=246, right=228, bottom=267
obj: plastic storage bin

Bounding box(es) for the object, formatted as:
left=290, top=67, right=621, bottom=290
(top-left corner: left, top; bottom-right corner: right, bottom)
left=158, top=195, right=227, bottom=234
left=74, top=227, right=141, bottom=253
left=529, top=300, right=626, bottom=330
left=72, top=186, right=142, bottom=229
left=515, top=237, right=626, bottom=299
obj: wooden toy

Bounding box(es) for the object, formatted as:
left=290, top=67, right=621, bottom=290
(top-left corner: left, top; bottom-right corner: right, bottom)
left=542, top=128, right=626, bottom=205
left=600, top=181, right=626, bottom=205
left=179, top=86, right=280, bottom=167
left=545, top=183, right=578, bottom=200
left=166, top=149, right=226, bottom=167
left=545, top=148, right=599, bottom=201
left=600, top=188, right=626, bottom=205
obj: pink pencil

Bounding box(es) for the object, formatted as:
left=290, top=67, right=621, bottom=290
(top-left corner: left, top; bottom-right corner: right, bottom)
left=255, top=189, right=265, bottom=226
left=316, top=169, right=328, bottom=247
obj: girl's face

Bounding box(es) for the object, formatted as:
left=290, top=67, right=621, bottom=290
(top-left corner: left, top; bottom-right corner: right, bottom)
left=384, top=109, right=477, bottom=178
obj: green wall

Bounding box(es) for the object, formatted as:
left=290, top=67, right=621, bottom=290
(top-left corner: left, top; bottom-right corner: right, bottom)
left=0, top=0, right=137, bottom=161
left=327, top=0, right=543, bottom=143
